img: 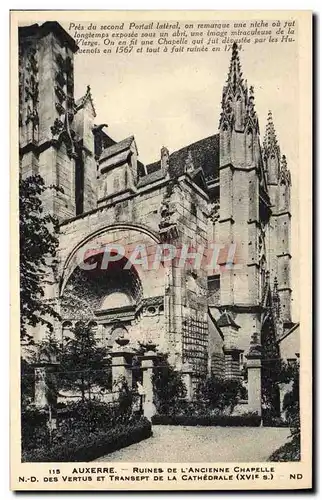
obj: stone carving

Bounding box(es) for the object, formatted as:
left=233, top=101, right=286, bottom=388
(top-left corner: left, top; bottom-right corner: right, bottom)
left=54, top=52, right=75, bottom=129
left=158, top=198, right=179, bottom=242
left=23, top=45, right=39, bottom=141
left=279, top=155, right=291, bottom=186
left=55, top=85, right=66, bottom=103
left=161, top=146, right=169, bottom=173
left=50, top=118, right=64, bottom=137
left=209, top=199, right=220, bottom=223
left=158, top=180, right=180, bottom=241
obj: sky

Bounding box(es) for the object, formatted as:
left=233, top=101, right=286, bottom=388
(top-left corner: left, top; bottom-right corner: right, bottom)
left=70, top=33, right=299, bottom=171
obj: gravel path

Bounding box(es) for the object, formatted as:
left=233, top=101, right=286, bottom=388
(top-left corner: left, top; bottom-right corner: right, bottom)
left=96, top=425, right=290, bottom=462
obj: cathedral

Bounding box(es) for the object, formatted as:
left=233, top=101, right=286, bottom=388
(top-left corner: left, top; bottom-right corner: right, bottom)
left=19, top=21, right=299, bottom=411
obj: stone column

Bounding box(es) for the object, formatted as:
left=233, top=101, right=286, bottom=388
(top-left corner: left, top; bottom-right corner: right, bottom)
left=181, top=362, right=193, bottom=401
left=33, top=362, right=58, bottom=409
left=141, top=350, right=158, bottom=421
left=110, top=340, right=134, bottom=395
left=246, top=349, right=262, bottom=416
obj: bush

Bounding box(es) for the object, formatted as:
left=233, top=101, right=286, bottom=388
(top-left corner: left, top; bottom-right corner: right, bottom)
left=262, top=416, right=289, bottom=428
left=152, top=354, right=186, bottom=415
left=152, top=413, right=261, bottom=427
left=56, top=399, right=123, bottom=435
left=196, top=376, right=245, bottom=414
left=22, top=417, right=152, bottom=462
left=21, top=405, right=51, bottom=451
left=269, top=361, right=300, bottom=459
left=21, top=390, right=142, bottom=456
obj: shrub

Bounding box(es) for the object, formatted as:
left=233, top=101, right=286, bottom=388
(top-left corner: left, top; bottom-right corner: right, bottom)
left=269, top=361, right=300, bottom=460
left=21, top=405, right=51, bottom=451
left=269, top=432, right=300, bottom=462
left=152, top=354, right=186, bottom=415
left=196, top=376, right=245, bottom=414
left=152, top=413, right=261, bottom=427
left=22, top=417, right=152, bottom=462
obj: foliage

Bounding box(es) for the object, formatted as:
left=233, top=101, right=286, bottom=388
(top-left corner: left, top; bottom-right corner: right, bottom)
left=22, top=417, right=152, bottom=462
left=269, top=360, right=300, bottom=461
left=117, top=378, right=134, bottom=420
left=21, top=357, right=34, bottom=409
left=22, top=393, right=146, bottom=456
left=152, top=354, right=187, bottom=415
left=20, top=174, right=61, bottom=342
left=269, top=437, right=300, bottom=462
left=152, top=412, right=261, bottom=427
left=196, top=375, right=244, bottom=414
left=56, top=397, right=134, bottom=436
left=21, top=405, right=50, bottom=451
left=59, top=321, right=111, bottom=400
left=261, top=320, right=283, bottom=422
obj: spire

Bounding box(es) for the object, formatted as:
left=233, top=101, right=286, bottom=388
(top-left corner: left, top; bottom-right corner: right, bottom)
left=263, top=111, right=280, bottom=160
left=220, top=43, right=258, bottom=132
left=226, top=42, right=245, bottom=95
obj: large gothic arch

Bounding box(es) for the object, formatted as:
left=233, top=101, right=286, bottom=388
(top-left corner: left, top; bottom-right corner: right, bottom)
left=58, top=223, right=167, bottom=349
left=59, top=223, right=162, bottom=297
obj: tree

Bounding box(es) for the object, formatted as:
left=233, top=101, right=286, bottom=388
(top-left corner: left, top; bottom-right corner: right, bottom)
left=19, top=174, right=61, bottom=342
left=59, top=321, right=111, bottom=401
left=152, top=354, right=187, bottom=415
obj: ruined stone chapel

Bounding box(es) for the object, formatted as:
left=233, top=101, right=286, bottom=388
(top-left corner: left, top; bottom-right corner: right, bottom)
left=19, top=22, right=299, bottom=410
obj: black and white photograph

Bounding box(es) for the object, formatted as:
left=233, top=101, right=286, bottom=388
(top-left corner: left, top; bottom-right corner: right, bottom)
left=11, top=10, right=312, bottom=491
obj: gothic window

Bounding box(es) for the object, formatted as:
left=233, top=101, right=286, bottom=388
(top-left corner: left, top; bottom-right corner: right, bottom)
left=62, top=320, right=73, bottom=343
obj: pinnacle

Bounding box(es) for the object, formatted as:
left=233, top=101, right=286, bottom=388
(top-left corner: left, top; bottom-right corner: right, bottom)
left=263, top=110, right=279, bottom=153
left=226, top=42, right=244, bottom=92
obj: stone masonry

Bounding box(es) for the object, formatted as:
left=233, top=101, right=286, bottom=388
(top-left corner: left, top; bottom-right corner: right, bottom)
left=19, top=22, right=298, bottom=410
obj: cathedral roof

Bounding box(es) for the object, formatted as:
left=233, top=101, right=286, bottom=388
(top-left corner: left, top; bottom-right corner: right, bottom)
left=99, top=135, right=135, bottom=163
left=143, top=133, right=220, bottom=184
left=277, top=322, right=299, bottom=343
left=217, top=310, right=240, bottom=330
left=137, top=168, right=165, bottom=188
